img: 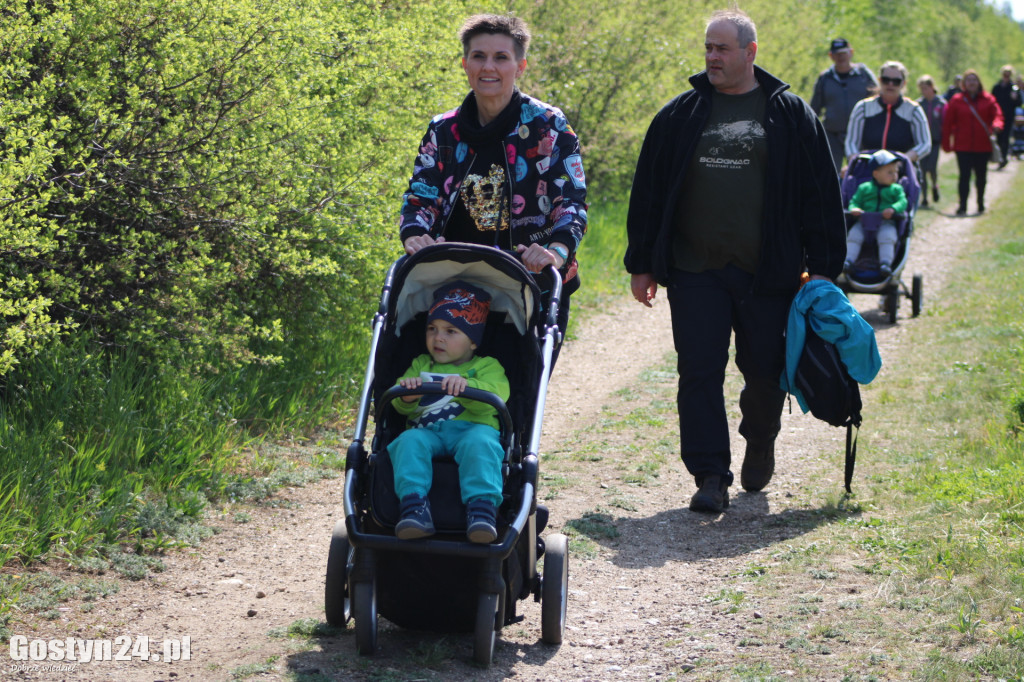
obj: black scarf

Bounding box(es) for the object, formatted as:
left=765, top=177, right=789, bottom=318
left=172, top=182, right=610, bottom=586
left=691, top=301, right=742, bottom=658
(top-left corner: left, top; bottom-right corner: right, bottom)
left=456, top=89, right=523, bottom=147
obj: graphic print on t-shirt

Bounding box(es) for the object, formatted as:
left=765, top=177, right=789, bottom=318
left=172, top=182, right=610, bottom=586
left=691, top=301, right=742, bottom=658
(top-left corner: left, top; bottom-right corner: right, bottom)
left=461, top=163, right=509, bottom=232
left=698, top=120, right=766, bottom=170
left=408, top=372, right=466, bottom=428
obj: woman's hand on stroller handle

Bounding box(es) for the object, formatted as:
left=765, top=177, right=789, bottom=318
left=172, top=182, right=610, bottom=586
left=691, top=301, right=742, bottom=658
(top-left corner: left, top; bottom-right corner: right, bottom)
left=516, top=242, right=565, bottom=273
left=403, top=234, right=445, bottom=255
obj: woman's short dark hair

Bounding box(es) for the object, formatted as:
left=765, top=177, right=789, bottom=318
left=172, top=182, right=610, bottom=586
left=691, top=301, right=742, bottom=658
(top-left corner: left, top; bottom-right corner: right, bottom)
left=459, top=14, right=531, bottom=61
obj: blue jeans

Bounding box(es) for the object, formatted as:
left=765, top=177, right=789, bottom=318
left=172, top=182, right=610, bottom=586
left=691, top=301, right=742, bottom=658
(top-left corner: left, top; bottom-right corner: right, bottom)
left=387, top=420, right=503, bottom=507
left=666, top=265, right=790, bottom=485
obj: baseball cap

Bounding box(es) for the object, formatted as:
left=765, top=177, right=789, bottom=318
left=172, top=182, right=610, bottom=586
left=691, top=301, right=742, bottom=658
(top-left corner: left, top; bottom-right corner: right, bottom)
left=829, top=38, right=851, bottom=53
left=868, top=149, right=899, bottom=171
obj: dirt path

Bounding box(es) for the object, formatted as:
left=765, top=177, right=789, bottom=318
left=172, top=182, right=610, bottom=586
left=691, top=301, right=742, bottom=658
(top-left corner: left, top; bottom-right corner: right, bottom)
left=7, top=163, right=1018, bottom=681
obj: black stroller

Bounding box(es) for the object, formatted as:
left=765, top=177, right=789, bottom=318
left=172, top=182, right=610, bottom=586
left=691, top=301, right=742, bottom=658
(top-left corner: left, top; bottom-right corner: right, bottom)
left=324, top=243, right=569, bottom=665
left=837, top=150, right=924, bottom=323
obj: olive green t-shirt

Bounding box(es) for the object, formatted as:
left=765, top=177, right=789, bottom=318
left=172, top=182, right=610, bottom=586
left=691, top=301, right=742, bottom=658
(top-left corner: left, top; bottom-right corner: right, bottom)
left=672, top=87, right=768, bottom=274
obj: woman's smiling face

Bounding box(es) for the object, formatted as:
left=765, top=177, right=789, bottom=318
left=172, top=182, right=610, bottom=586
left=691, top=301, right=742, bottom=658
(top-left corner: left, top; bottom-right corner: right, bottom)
left=462, top=33, right=525, bottom=105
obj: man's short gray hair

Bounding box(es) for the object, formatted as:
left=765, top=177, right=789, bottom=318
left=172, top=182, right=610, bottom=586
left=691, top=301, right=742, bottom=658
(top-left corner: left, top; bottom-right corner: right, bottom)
left=708, top=8, right=757, bottom=48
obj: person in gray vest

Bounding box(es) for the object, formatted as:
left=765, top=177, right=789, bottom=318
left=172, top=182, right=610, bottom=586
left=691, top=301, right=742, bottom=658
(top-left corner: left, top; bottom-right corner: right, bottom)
left=810, top=38, right=879, bottom=172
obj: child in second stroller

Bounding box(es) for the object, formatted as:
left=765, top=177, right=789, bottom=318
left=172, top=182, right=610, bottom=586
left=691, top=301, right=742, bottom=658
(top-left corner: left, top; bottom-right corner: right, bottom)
left=388, top=280, right=510, bottom=543
left=1012, top=107, right=1024, bottom=160
left=844, top=149, right=908, bottom=277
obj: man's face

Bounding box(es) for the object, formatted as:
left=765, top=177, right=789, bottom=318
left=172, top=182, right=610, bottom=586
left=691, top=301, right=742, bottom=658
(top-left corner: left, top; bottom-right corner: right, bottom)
left=705, top=20, right=754, bottom=94
left=830, top=48, right=852, bottom=72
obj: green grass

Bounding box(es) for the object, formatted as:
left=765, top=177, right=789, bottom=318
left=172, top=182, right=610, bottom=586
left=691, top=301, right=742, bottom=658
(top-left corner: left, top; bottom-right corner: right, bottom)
left=726, top=162, right=1024, bottom=678
left=869, top=168, right=1024, bottom=675
left=570, top=200, right=631, bottom=326
left=0, top=330, right=355, bottom=630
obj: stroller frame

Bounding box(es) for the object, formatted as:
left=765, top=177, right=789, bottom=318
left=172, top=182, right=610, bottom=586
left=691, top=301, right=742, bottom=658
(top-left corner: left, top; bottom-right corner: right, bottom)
left=325, top=243, right=569, bottom=665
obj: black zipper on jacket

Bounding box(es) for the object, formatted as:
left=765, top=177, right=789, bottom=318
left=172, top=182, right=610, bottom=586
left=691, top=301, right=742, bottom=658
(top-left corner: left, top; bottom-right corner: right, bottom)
left=436, top=152, right=478, bottom=240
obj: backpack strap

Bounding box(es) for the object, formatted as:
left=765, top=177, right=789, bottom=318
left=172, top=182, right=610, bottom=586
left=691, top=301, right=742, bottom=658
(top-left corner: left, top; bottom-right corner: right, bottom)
left=844, top=421, right=859, bottom=494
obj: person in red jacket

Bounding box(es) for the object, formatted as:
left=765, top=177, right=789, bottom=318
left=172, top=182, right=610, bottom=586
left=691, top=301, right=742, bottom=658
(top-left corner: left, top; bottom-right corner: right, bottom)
left=941, top=69, right=1004, bottom=215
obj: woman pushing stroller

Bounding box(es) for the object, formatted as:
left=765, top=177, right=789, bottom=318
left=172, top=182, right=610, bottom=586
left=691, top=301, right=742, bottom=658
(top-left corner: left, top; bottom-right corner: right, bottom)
left=398, top=13, right=588, bottom=344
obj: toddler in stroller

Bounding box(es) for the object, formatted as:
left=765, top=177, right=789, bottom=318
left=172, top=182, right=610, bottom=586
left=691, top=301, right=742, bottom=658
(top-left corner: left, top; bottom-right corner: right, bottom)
left=844, top=149, right=908, bottom=277
left=838, top=149, right=924, bottom=323
left=1011, top=107, right=1024, bottom=160
left=325, top=243, right=569, bottom=666
left=389, top=280, right=509, bottom=543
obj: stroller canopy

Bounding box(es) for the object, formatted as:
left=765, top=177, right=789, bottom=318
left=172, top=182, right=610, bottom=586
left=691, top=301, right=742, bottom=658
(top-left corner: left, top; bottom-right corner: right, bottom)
left=392, top=244, right=541, bottom=337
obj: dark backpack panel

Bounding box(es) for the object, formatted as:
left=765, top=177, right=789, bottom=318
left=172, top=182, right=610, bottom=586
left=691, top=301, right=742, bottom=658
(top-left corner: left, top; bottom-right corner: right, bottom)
left=795, top=322, right=862, bottom=428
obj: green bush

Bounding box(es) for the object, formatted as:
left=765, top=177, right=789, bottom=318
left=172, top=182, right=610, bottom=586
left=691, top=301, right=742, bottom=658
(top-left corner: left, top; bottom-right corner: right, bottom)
left=0, top=0, right=499, bottom=569
left=0, top=0, right=491, bottom=377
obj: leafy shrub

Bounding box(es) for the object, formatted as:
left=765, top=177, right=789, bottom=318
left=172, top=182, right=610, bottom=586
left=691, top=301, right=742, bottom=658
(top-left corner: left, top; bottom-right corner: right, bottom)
left=0, top=0, right=490, bottom=377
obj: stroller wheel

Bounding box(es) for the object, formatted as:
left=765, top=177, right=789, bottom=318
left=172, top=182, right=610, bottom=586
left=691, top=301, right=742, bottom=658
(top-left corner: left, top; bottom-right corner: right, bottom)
left=473, top=592, right=500, bottom=666
left=912, top=274, right=923, bottom=317
left=324, top=519, right=353, bottom=626
left=884, top=289, right=899, bottom=324
left=541, top=533, right=569, bottom=644
left=353, top=579, right=378, bottom=655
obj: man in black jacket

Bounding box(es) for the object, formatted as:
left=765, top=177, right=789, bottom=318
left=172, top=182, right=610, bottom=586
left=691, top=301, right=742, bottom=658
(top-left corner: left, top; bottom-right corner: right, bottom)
left=624, top=8, right=846, bottom=513
left=991, top=65, right=1020, bottom=169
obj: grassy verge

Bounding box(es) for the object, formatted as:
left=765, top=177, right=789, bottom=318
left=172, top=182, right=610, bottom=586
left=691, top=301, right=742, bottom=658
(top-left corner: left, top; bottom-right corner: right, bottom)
left=568, top=200, right=631, bottom=333
left=728, top=162, right=1024, bottom=679
left=0, top=332, right=357, bottom=637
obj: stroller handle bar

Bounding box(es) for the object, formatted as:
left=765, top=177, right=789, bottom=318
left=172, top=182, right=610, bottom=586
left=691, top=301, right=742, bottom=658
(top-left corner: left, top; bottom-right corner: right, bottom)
left=377, top=384, right=515, bottom=451
left=845, top=209, right=907, bottom=220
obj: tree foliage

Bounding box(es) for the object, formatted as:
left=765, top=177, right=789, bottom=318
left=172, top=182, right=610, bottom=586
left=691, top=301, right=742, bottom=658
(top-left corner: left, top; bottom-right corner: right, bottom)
left=0, top=0, right=491, bottom=378
left=1, top=0, right=1021, bottom=388
left=511, top=0, right=1024, bottom=198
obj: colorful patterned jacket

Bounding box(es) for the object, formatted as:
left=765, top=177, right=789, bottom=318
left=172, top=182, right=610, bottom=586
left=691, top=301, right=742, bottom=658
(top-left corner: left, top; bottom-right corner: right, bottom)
left=398, top=91, right=588, bottom=275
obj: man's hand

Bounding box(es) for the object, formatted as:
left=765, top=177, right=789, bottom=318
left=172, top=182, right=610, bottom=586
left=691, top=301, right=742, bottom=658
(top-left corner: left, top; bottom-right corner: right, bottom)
left=631, top=273, right=658, bottom=307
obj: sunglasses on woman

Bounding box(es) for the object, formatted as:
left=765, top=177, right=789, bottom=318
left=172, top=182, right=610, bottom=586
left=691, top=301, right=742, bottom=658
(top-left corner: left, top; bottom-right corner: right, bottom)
left=880, top=76, right=903, bottom=86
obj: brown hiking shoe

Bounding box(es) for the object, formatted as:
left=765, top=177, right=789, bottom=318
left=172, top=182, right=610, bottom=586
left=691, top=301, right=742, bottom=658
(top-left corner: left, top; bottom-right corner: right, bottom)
left=741, top=441, right=775, bottom=492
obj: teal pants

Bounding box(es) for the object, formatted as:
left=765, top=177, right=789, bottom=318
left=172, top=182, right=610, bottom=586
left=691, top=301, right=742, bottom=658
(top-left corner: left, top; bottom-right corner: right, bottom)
left=387, top=420, right=503, bottom=507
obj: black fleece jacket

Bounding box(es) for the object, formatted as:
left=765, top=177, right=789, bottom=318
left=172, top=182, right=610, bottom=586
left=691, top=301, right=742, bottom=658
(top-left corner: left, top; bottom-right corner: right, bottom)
left=624, top=66, right=847, bottom=295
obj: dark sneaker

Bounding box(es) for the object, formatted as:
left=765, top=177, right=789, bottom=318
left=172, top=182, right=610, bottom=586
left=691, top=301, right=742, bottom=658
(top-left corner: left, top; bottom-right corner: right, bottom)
left=396, top=494, right=434, bottom=540
left=689, top=475, right=729, bottom=513
left=978, top=203, right=985, bottom=214
left=956, top=206, right=967, bottom=216
left=741, top=441, right=776, bottom=492
left=933, top=187, right=940, bottom=202
left=466, top=499, right=498, bottom=543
